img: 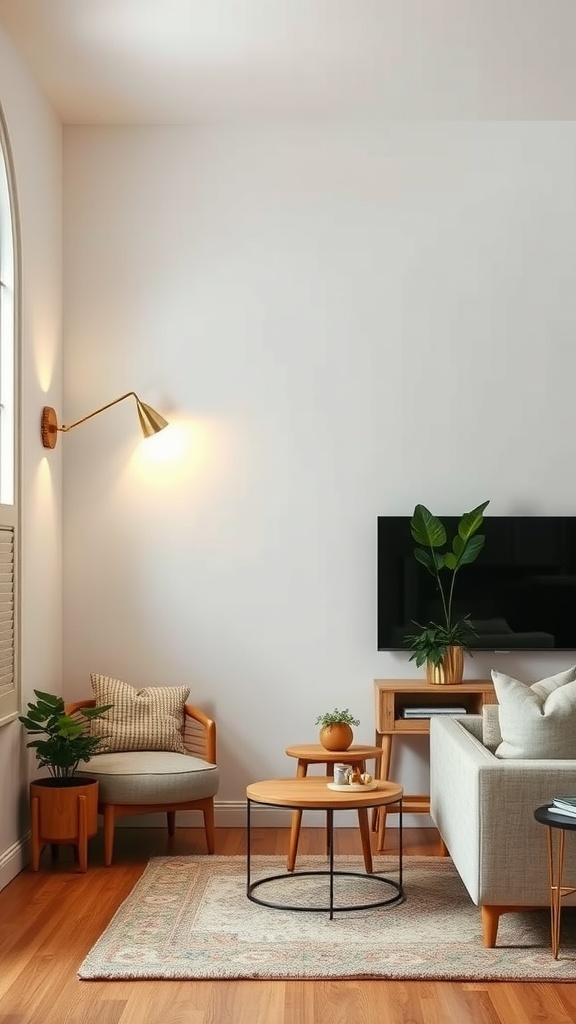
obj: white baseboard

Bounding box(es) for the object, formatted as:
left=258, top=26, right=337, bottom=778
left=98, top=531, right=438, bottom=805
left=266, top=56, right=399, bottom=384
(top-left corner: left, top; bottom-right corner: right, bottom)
left=0, top=833, right=30, bottom=891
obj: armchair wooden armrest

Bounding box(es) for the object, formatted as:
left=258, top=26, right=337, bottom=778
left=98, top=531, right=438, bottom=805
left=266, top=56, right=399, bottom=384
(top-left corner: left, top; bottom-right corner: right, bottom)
left=184, top=704, right=216, bottom=764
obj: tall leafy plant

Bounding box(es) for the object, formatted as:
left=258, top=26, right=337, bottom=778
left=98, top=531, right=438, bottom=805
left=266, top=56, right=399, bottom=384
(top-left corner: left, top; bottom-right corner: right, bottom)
left=19, top=690, right=112, bottom=779
left=405, top=500, right=490, bottom=666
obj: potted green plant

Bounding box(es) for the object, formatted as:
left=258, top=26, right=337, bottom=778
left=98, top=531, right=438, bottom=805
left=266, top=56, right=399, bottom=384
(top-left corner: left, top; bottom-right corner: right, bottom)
left=315, top=708, right=360, bottom=751
left=19, top=690, right=112, bottom=871
left=404, top=500, right=489, bottom=684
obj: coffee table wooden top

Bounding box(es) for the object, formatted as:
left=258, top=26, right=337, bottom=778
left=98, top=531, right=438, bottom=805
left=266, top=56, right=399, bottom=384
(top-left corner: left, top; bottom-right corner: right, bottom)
left=247, top=776, right=403, bottom=810
left=285, top=743, right=382, bottom=763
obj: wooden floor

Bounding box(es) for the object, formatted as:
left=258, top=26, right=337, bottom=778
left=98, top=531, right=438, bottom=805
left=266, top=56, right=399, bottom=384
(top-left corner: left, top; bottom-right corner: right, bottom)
left=0, top=825, right=575, bottom=1024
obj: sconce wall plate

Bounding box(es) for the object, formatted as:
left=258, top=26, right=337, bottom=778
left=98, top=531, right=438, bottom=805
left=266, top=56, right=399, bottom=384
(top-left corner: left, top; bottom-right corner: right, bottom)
left=41, top=406, right=59, bottom=449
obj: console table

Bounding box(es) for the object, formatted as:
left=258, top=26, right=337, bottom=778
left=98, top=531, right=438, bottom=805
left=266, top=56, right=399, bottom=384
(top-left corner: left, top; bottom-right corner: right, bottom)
left=373, top=678, right=497, bottom=850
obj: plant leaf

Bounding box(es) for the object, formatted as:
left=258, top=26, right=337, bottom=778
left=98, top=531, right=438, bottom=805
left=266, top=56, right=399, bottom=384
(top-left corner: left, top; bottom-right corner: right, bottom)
left=24, top=706, right=47, bottom=723
left=18, top=716, right=46, bottom=732
left=456, top=534, right=485, bottom=566
left=33, top=690, right=64, bottom=710
left=458, top=501, right=490, bottom=542
left=410, top=505, right=447, bottom=549
left=81, top=704, right=113, bottom=719
left=414, top=548, right=444, bottom=575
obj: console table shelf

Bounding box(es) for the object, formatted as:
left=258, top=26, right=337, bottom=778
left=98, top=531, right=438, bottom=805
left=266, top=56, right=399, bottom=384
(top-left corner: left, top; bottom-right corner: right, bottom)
left=373, top=679, right=497, bottom=850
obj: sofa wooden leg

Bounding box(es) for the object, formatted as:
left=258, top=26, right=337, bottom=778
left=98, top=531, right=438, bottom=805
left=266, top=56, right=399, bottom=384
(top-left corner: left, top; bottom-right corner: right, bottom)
left=481, top=905, right=500, bottom=947
left=167, top=811, right=176, bottom=836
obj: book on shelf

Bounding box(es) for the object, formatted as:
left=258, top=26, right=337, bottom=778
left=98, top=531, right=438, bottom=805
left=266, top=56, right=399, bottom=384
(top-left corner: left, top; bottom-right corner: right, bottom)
left=399, top=706, right=467, bottom=719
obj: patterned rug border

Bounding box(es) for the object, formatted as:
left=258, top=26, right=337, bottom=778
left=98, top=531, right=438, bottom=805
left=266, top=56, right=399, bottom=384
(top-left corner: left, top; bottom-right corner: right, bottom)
left=78, top=854, right=576, bottom=982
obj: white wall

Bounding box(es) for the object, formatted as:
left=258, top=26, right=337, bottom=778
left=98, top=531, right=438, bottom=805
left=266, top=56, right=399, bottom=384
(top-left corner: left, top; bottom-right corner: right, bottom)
left=0, top=18, right=574, bottom=882
left=0, top=25, right=62, bottom=886
left=61, top=121, right=576, bottom=826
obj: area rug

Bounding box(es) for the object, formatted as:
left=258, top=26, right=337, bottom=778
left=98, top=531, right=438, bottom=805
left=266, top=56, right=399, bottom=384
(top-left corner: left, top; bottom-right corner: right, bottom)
left=78, top=855, right=576, bottom=981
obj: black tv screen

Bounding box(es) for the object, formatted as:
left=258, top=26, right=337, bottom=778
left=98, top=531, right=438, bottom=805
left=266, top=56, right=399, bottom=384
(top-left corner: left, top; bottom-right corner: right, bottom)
left=377, top=516, right=576, bottom=652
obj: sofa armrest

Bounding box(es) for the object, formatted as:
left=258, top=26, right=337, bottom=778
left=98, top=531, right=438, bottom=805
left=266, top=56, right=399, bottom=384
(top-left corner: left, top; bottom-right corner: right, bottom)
left=430, top=716, right=491, bottom=902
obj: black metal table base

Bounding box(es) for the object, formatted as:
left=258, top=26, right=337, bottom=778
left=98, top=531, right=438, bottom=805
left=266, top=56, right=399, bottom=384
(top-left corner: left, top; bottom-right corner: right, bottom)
left=246, top=797, right=404, bottom=920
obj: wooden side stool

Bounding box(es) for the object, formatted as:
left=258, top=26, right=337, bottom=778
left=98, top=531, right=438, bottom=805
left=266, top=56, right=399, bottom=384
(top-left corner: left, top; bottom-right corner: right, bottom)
left=284, top=743, right=382, bottom=871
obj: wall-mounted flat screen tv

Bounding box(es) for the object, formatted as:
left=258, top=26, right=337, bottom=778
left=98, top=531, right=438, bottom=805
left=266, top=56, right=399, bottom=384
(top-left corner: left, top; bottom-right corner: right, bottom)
left=377, top=516, right=576, bottom=652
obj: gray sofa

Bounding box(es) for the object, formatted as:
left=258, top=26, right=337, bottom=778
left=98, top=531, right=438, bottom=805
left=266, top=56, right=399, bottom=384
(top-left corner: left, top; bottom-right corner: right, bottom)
left=429, top=710, right=576, bottom=947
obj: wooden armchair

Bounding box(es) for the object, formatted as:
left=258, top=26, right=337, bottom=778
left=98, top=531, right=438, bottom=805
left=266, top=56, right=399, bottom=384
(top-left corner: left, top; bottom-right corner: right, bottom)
left=67, top=700, right=219, bottom=866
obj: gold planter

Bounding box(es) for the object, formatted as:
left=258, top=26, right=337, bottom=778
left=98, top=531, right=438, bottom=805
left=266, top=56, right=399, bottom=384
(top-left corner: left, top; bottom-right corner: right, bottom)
left=426, top=646, right=464, bottom=685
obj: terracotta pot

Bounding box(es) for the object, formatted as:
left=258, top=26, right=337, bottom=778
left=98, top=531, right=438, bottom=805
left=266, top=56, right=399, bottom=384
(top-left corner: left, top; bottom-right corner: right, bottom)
left=30, top=776, right=99, bottom=872
left=426, top=646, right=464, bottom=685
left=319, top=723, right=353, bottom=751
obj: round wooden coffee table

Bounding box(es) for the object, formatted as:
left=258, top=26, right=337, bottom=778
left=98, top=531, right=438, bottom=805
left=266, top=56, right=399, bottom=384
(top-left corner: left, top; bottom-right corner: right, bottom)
left=284, top=743, right=383, bottom=871
left=246, top=776, right=404, bottom=919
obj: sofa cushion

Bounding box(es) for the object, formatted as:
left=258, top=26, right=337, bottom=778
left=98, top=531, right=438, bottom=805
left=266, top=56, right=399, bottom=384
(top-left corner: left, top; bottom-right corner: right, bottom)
left=77, top=750, right=219, bottom=804
left=491, top=666, right=576, bottom=759
left=90, top=674, right=190, bottom=754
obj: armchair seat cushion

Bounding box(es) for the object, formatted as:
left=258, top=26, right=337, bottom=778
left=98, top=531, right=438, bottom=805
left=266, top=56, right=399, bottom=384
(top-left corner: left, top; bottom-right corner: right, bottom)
left=77, top=751, right=219, bottom=805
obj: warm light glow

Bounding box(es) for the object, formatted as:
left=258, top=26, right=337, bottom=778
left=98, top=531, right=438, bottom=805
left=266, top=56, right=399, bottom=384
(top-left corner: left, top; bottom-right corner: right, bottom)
left=134, top=421, right=181, bottom=466
left=35, top=317, right=58, bottom=396
left=130, top=419, right=201, bottom=482
left=128, top=416, right=230, bottom=491
left=35, top=456, right=57, bottom=537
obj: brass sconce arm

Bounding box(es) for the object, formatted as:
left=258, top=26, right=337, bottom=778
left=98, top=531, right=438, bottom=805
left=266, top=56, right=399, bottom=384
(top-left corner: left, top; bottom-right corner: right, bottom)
left=41, top=392, right=168, bottom=449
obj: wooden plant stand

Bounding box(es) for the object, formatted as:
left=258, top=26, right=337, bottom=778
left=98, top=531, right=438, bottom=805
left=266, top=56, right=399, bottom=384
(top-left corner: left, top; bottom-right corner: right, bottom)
left=30, top=777, right=99, bottom=872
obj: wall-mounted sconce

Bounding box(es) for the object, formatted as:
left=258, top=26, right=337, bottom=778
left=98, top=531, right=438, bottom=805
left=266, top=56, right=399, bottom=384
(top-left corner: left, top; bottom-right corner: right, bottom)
left=41, top=391, right=169, bottom=449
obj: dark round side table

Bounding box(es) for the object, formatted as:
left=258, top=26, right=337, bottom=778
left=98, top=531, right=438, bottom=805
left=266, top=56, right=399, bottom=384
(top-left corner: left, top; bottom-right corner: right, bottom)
left=534, top=803, right=576, bottom=958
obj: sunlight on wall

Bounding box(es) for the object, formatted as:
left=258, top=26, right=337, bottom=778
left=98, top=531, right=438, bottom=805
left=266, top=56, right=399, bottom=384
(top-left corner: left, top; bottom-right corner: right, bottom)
left=69, top=412, right=248, bottom=563
left=35, top=323, right=57, bottom=396
left=35, top=456, right=57, bottom=537
left=128, top=415, right=229, bottom=491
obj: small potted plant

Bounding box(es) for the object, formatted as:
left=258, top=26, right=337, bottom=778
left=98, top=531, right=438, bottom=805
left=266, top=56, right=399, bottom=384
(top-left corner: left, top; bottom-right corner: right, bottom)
left=315, top=708, right=360, bottom=751
left=19, top=690, right=112, bottom=871
left=404, top=500, right=489, bottom=684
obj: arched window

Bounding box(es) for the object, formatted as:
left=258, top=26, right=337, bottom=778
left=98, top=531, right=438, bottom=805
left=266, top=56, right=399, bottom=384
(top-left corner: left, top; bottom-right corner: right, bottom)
left=0, top=105, right=19, bottom=726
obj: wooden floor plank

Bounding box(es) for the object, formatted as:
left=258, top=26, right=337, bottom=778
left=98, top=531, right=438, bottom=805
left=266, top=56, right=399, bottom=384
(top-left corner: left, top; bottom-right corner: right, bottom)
left=0, top=825, right=569, bottom=1024
left=488, top=983, right=576, bottom=1024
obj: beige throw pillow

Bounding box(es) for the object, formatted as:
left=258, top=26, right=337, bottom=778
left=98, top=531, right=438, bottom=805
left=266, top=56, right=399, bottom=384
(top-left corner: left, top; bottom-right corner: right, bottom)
left=90, top=674, right=190, bottom=754
left=491, top=666, right=576, bottom=759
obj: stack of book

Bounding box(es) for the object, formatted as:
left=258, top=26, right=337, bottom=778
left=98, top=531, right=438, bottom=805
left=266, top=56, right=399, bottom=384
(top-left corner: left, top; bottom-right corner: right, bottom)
left=399, top=706, right=467, bottom=719
left=549, top=796, right=576, bottom=818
